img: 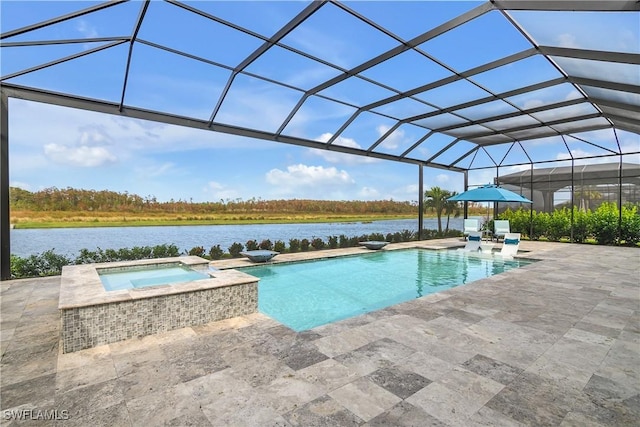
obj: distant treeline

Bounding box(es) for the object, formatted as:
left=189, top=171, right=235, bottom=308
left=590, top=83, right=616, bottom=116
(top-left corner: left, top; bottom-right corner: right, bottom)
left=10, top=187, right=418, bottom=214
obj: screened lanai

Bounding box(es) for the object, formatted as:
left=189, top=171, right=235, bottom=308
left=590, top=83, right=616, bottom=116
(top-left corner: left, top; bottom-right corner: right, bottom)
left=1, top=0, right=639, bottom=279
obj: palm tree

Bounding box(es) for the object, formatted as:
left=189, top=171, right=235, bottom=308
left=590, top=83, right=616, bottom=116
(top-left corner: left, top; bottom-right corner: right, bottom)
left=424, top=186, right=451, bottom=234
left=443, top=191, right=461, bottom=233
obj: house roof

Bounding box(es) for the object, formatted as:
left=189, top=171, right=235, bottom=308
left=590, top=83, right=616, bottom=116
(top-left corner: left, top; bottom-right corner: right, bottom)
left=498, top=162, right=640, bottom=191
left=1, top=0, right=638, bottom=172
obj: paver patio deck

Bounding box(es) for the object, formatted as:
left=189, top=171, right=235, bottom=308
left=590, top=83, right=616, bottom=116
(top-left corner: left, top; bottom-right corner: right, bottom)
left=1, top=239, right=639, bottom=426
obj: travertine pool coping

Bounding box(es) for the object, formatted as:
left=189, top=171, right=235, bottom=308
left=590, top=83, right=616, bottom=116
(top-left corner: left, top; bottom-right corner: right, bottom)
left=58, top=255, right=258, bottom=310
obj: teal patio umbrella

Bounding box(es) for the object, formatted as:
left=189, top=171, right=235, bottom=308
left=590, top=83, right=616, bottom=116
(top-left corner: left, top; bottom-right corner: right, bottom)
left=447, top=184, right=533, bottom=204
left=448, top=184, right=533, bottom=227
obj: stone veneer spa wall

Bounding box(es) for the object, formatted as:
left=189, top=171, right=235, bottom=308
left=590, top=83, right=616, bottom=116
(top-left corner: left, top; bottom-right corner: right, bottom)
left=59, top=257, right=258, bottom=353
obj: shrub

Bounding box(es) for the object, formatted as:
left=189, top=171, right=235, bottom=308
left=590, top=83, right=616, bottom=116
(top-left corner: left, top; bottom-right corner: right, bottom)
left=288, top=238, right=300, bottom=253
left=10, top=249, right=71, bottom=278
left=209, top=244, right=224, bottom=260
left=591, top=202, right=619, bottom=245
left=368, top=233, right=385, bottom=241
left=572, top=208, right=591, bottom=243
left=311, top=237, right=325, bottom=250
left=300, top=238, right=310, bottom=251
left=546, top=208, right=571, bottom=241
left=338, top=235, right=350, bottom=248
left=245, top=240, right=259, bottom=251
left=152, top=244, right=180, bottom=258
left=258, top=239, right=273, bottom=250
left=188, top=246, right=206, bottom=257
left=274, top=240, right=286, bottom=253
left=501, top=207, right=531, bottom=238
left=328, top=235, right=338, bottom=249
left=530, top=211, right=549, bottom=240
left=621, top=204, right=640, bottom=245
left=228, top=242, right=244, bottom=257
left=400, top=229, right=415, bottom=241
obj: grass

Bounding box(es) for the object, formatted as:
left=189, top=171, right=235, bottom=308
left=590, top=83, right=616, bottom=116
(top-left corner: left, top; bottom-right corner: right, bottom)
left=10, top=211, right=419, bottom=229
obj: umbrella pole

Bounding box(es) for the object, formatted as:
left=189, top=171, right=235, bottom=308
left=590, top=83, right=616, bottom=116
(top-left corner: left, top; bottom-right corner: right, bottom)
left=486, top=203, right=490, bottom=241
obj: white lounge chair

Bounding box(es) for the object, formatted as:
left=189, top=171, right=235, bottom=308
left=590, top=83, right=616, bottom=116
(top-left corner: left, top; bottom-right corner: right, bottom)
left=497, top=233, right=521, bottom=258
left=494, top=220, right=510, bottom=242
left=463, top=219, right=480, bottom=240
left=459, top=231, right=482, bottom=252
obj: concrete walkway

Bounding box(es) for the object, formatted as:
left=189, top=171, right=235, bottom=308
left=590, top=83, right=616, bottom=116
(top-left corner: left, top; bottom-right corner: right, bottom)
left=1, top=240, right=639, bottom=426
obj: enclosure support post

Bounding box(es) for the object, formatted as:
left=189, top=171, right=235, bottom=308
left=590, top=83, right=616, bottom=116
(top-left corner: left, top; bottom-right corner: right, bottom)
left=529, top=163, right=534, bottom=239
left=418, top=164, right=424, bottom=240
left=463, top=170, right=468, bottom=219
left=618, top=154, right=623, bottom=245
left=570, top=159, right=574, bottom=243
left=0, top=91, right=10, bottom=281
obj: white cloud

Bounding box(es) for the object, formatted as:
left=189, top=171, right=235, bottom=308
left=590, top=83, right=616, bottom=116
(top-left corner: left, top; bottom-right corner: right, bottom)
left=435, top=174, right=450, bottom=184
left=310, top=133, right=378, bottom=164
left=9, top=181, right=31, bottom=191
left=358, top=186, right=380, bottom=199
left=76, top=20, right=98, bottom=38
left=11, top=100, right=268, bottom=156
left=265, top=164, right=355, bottom=197
left=523, top=99, right=544, bottom=109
left=556, top=33, right=578, bottom=48
left=134, top=162, right=175, bottom=178
left=204, top=181, right=240, bottom=201
left=390, top=184, right=420, bottom=201
left=44, top=143, right=116, bottom=167
left=78, top=125, right=112, bottom=146
left=376, top=124, right=405, bottom=150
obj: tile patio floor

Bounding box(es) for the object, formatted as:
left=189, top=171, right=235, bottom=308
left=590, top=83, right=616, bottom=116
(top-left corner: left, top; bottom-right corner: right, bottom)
left=1, top=239, right=639, bottom=426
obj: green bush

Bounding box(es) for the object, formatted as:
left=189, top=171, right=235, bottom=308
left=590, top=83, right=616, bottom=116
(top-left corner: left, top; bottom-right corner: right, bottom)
left=188, top=246, right=206, bottom=257
left=368, top=233, right=385, bottom=241
left=500, top=208, right=531, bottom=237
left=338, top=235, right=350, bottom=248
left=591, top=202, right=620, bottom=245
left=245, top=240, right=259, bottom=251
left=258, top=239, right=273, bottom=250
left=621, top=204, right=640, bottom=245
left=228, top=242, right=244, bottom=257
left=530, top=211, right=549, bottom=240
left=572, top=208, right=591, bottom=243
left=400, top=229, right=416, bottom=241
left=288, top=238, right=300, bottom=253
left=546, top=208, right=571, bottom=241
left=151, top=244, right=180, bottom=258
left=209, top=245, right=224, bottom=260
left=74, top=244, right=180, bottom=264
left=10, top=249, right=71, bottom=279
left=273, top=240, right=286, bottom=253
left=311, top=237, right=325, bottom=250
left=300, top=238, right=310, bottom=251
left=328, top=236, right=338, bottom=249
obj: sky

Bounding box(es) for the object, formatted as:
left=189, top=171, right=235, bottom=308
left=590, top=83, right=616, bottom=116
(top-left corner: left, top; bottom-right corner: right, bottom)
left=2, top=1, right=639, bottom=203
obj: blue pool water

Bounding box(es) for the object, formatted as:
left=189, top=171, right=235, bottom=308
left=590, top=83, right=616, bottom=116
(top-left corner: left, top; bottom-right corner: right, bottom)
left=240, top=249, right=534, bottom=331
left=99, top=264, right=209, bottom=291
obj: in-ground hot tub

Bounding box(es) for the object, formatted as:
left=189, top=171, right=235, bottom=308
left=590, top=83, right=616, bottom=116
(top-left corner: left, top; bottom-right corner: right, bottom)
left=59, top=256, right=258, bottom=353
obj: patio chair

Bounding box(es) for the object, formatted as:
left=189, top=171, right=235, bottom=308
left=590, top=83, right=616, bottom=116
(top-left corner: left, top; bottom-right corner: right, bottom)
left=459, top=231, right=482, bottom=252
left=497, top=233, right=521, bottom=259
left=463, top=219, right=480, bottom=240
left=493, top=220, right=510, bottom=242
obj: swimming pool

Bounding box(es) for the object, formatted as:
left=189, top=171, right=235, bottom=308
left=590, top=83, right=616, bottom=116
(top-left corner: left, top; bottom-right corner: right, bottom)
left=239, top=249, right=534, bottom=331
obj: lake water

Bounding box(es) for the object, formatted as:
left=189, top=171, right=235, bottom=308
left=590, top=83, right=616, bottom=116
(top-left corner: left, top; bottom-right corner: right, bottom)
left=10, top=217, right=471, bottom=258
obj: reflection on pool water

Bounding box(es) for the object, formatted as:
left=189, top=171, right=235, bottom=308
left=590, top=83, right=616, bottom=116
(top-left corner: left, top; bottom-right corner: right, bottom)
left=98, top=262, right=210, bottom=291
left=239, top=249, right=535, bottom=331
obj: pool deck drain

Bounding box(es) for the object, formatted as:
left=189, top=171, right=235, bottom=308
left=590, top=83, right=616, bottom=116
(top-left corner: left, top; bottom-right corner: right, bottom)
left=1, top=239, right=639, bottom=426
